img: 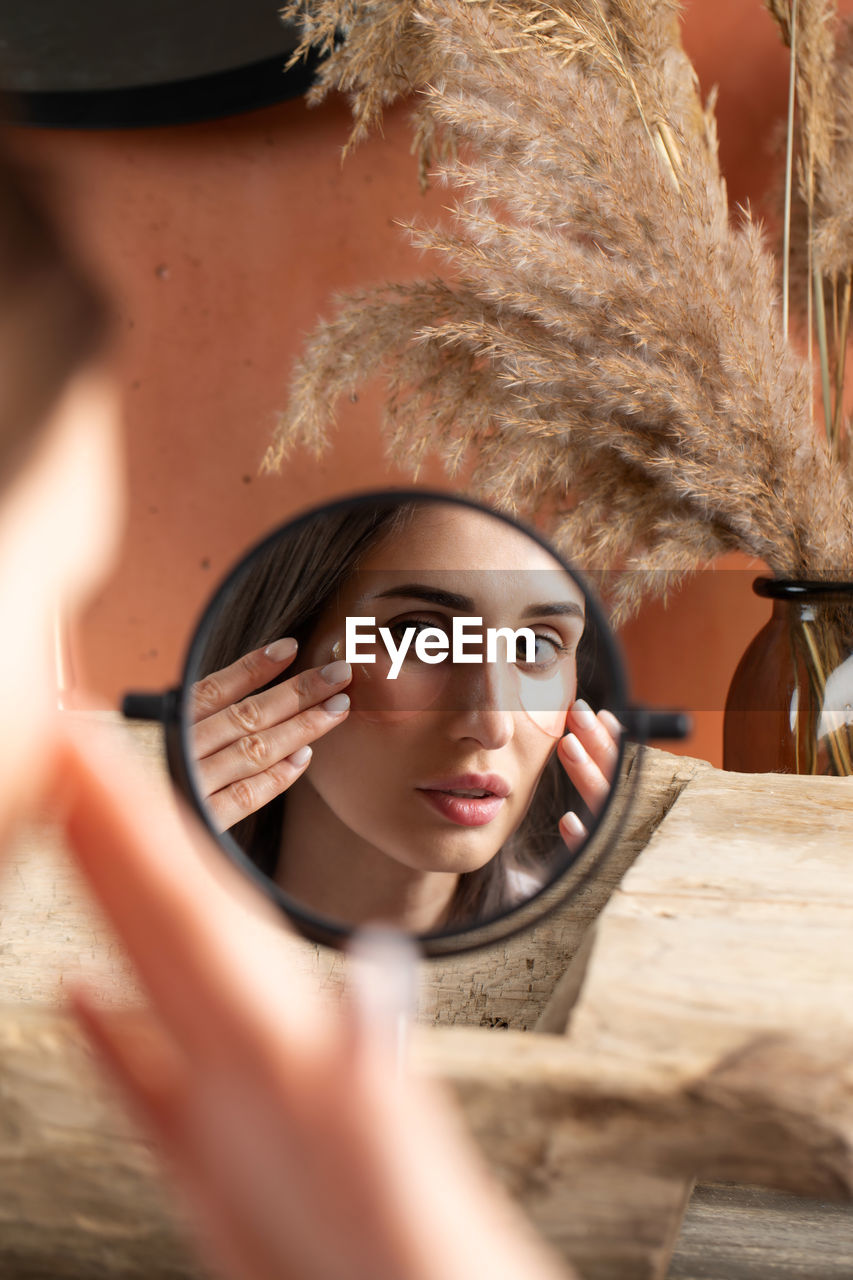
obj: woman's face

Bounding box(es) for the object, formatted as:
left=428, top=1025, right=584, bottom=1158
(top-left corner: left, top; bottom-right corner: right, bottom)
left=295, top=505, right=586, bottom=877
left=0, top=365, right=123, bottom=844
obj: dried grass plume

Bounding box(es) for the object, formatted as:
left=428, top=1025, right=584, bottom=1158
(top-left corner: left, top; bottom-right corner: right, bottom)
left=269, top=0, right=853, bottom=619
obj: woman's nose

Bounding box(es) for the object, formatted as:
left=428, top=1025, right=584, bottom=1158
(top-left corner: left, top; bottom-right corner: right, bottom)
left=445, top=661, right=515, bottom=749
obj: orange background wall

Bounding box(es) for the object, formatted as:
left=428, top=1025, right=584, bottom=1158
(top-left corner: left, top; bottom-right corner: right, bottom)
left=13, top=2, right=815, bottom=766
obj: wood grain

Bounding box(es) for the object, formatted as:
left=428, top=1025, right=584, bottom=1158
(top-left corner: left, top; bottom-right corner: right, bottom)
left=3, top=716, right=853, bottom=1279
left=668, top=1182, right=853, bottom=1280
left=0, top=715, right=700, bottom=1029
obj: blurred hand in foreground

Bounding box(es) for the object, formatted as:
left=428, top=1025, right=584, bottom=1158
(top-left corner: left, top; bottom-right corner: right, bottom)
left=56, top=721, right=573, bottom=1280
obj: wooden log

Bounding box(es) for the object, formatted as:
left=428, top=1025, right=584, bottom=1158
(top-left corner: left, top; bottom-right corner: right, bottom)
left=668, top=1182, right=853, bottom=1280
left=4, top=716, right=853, bottom=1279
left=0, top=1007, right=195, bottom=1279
left=0, top=714, right=700, bottom=1029
left=3, top=1009, right=853, bottom=1280
left=530, top=765, right=853, bottom=1276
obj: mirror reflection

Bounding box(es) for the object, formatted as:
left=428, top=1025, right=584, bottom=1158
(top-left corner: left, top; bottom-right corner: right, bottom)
left=184, top=494, right=626, bottom=938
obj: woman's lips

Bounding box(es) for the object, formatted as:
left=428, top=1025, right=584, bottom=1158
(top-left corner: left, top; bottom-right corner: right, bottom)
left=416, top=773, right=509, bottom=827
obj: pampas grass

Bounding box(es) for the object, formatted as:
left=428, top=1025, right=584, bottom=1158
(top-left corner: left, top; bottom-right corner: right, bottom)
left=267, top=0, right=853, bottom=622
left=768, top=0, right=853, bottom=455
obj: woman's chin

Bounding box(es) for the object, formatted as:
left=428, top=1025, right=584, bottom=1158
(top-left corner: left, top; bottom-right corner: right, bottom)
left=394, top=830, right=508, bottom=877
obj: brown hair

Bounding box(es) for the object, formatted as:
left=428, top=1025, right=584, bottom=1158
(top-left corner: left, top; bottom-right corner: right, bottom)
left=0, top=145, right=109, bottom=491
left=196, top=498, right=593, bottom=931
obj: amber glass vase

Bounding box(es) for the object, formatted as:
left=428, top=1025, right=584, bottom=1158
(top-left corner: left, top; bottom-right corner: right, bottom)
left=724, top=579, right=853, bottom=775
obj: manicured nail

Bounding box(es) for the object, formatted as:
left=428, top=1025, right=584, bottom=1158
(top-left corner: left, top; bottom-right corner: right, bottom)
left=289, top=745, right=312, bottom=767
left=321, top=660, right=351, bottom=685
left=322, top=692, right=350, bottom=716
left=570, top=699, right=596, bottom=731
left=560, top=811, right=586, bottom=839
left=561, top=732, right=584, bottom=760
left=598, top=708, right=624, bottom=737
left=265, top=637, right=297, bottom=662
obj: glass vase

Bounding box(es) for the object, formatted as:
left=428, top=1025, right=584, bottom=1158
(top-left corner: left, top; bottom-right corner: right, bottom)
left=723, top=579, right=853, bottom=775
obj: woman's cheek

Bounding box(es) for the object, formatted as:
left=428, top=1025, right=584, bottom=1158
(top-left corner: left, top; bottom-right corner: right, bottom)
left=523, top=705, right=569, bottom=738
left=306, top=684, right=407, bottom=806
left=326, top=631, right=419, bottom=723
left=349, top=655, right=449, bottom=724
left=516, top=667, right=577, bottom=739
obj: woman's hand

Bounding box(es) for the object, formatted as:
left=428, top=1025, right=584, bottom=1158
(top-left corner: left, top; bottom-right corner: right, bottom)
left=55, top=723, right=572, bottom=1280
left=556, top=701, right=622, bottom=852
left=190, top=639, right=352, bottom=831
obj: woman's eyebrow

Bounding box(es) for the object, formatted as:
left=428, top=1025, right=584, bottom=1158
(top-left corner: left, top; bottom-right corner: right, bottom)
left=521, top=601, right=585, bottom=621
left=368, top=586, right=585, bottom=621
left=370, top=584, right=475, bottom=610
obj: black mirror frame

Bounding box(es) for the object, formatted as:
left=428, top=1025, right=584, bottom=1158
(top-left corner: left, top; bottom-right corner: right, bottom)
left=125, top=488, right=689, bottom=957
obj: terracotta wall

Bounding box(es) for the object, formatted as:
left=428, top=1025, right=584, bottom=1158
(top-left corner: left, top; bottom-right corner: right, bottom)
left=14, top=1, right=819, bottom=766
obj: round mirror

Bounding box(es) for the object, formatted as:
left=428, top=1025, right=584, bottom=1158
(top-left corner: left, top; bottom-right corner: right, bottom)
left=155, top=491, right=635, bottom=954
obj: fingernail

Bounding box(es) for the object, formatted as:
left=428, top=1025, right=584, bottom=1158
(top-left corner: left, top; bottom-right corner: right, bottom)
left=561, top=731, right=584, bottom=760
left=560, top=811, right=585, bottom=839
left=322, top=692, right=350, bottom=716
left=265, top=637, right=297, bottom=662
left=570, top=699, right=596, bottom=731
left=598, top=708, right=624, bottom=736
left=289, top=745, right=312, bottom=767
left=321, top=660, right=351, bottom=685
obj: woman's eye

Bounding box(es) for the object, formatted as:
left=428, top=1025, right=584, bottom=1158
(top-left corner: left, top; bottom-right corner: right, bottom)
left=517, top=633, right=568, bottom=672
left=386, top=618, right=447, bottom=658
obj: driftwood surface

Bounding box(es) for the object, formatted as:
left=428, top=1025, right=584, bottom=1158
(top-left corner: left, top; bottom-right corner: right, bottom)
left=668, top=1182, right=853, bottom=1280
left=1, top=716, right=853, bottom=1279
left=0, top=716, right=694, bottom=1029
left=427, top=765, right=853, bottom=1280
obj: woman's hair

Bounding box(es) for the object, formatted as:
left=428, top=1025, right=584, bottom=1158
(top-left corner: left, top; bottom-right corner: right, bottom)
left=0, top=144, right=109, bottom=491
left=197, top=499, right=598, bottom=929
